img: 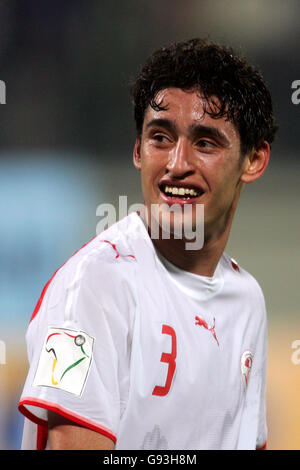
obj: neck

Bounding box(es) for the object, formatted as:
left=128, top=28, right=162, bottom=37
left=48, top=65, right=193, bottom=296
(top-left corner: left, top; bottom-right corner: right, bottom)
left=151, top=223, right=230, bottom=277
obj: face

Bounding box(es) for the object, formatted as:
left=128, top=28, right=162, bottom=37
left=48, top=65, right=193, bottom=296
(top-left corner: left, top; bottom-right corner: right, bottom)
left=133, top=88, right=249, bottom=241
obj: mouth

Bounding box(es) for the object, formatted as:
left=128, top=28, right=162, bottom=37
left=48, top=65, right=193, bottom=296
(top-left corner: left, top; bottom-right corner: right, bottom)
left=158, top=183, right=204, bottom=203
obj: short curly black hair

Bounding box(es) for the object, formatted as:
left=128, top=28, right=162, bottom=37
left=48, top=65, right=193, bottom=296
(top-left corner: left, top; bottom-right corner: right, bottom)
left=131, top=38, right=278, bottom=156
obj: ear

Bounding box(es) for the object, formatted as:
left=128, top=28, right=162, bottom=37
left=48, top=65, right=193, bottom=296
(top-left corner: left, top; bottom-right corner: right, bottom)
left=240, top=141, right=270, bottom=184
left=133, top=137, right=142, bottom=171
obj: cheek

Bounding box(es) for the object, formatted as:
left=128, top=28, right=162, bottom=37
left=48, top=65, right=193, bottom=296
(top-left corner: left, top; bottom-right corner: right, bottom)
left=140, top=147, right=165, bottom=183
left=139, top=159, right=159, bottom=199
left=207, top=154, right=240, bottom=188
left=204, top=161, right=241, bottom=210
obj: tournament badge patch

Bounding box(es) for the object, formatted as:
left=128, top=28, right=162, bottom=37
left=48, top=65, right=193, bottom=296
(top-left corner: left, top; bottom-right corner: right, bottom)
left=241, top=350, right=254, bottom=389
left=33, top=327, right=94, bottom=397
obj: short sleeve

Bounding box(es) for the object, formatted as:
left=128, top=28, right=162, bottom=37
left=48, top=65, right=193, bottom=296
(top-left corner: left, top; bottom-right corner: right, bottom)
left=18, top=250, right=136, bottom=449
left=255, top=307, right=268, bottom=450
left=237, top=287, right=268, bottom=450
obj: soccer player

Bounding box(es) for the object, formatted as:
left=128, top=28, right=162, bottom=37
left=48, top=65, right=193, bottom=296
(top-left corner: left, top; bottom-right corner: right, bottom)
left=18, top=38, right=278, bottom=450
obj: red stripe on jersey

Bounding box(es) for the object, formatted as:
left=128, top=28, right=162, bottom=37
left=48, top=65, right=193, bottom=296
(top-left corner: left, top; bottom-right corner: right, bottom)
left=29, top=236, right=97, bottom=324
left=18, top=397, right=117, bottom=444
left=36, top=424, right=48, bottom=450
left=30, top=273, right=58, bottom=324
left=231, top=260, right=240, bottom=272
left=256, top=439, right=267, bottom=450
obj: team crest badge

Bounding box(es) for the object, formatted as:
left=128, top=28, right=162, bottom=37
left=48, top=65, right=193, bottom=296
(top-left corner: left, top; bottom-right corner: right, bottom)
left=241, top=350, right=254, bottom=389
left=33, top=327, right=94, bottom=397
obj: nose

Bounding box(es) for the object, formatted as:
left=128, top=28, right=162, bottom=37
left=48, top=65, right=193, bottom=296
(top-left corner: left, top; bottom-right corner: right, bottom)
left=166, top=138, right=195, bottom=178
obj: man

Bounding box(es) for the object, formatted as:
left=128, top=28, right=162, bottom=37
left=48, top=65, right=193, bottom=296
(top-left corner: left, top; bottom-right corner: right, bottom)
left=18, top=38, right=278, bottom=450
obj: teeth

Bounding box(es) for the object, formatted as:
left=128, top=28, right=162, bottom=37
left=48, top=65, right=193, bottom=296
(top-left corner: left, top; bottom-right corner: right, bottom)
left=164, top=186, right=199, bottom=197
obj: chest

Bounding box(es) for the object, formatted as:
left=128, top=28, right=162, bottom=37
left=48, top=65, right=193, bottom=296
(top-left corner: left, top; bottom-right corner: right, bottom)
left=131, top=279, right=258, bottom=409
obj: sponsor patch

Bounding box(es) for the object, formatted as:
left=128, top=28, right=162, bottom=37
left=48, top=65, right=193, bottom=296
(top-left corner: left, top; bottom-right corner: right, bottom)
left=33, top=327, right=94, bottom=397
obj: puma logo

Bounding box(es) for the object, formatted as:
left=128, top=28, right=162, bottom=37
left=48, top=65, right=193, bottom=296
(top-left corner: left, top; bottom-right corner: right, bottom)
left=103, top=240, right=135, bottom=260
left=195, top=315, right=219, bottom=346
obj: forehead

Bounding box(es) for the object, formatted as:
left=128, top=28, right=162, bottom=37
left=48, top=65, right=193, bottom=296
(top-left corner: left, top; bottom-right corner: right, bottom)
left=143, top=87, right=240, bottom=142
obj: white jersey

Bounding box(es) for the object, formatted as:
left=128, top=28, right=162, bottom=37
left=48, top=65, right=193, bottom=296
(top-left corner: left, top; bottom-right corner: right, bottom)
left=19, top=212, right=267, bottom=450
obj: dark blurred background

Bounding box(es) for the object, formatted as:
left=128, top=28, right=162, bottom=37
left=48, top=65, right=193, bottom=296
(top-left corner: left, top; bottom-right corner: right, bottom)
left=0, top=0, right=299, bottom=449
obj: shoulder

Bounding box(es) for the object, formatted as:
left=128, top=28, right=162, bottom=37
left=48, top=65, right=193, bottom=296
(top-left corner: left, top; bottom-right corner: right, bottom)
left=29, top=214, right=142, bottom=328
left=57, top=215, right=138, bottom=287
left=221, top=252, right=267, bottom=315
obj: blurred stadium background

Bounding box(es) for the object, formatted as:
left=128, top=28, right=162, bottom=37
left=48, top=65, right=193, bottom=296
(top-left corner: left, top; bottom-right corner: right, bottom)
left=0, top=0, right=299, bottom=449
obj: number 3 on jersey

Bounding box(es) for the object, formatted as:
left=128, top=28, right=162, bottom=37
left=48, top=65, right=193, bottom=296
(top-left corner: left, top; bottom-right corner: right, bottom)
left=152, top=324, right=177, bottom=397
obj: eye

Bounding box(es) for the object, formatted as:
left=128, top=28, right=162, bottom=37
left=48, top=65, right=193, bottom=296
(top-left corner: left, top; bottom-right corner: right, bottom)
left=153, top=133, right=169, bottom=142
left=196, top=139, right=216, bottom=149
left=150, top=132, right=172, bottom=145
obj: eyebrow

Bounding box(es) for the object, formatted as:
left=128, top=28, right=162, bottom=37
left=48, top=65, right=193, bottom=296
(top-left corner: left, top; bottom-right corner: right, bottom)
left=145, top=118, right=177, bottom=135
left=145, top=118, right=230, bottom=147
left=189, top=123, right=230, bottom=147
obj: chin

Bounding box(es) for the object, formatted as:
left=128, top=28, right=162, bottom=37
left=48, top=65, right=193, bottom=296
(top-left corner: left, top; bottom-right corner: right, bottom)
left=159, top=207, right=202, bottom=242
